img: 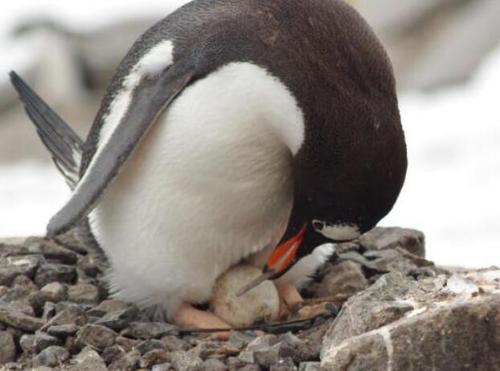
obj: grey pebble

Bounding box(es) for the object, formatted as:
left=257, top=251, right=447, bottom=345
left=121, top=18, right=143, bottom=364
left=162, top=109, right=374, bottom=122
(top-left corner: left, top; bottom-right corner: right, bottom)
left=41, top=301, right=57, bottom=321
left=152, top=363, right=172, bottom=371
left=136, top=338, right=166, bottom=354
left=108, top=349, right=141, bottom=371
left=26, top=238, right=78, bottom=264
left=102, top=344, right=127, bottom=365
left=161, top=335, right=190, bottom=352
left=0, top=330, right=16, bottom=363
left=95, top=306, right=139, bottom=331
left=121, top=321, right=177, bottom=339
left=77, top=255, right=102, bottom=277
left=68, top=283, right=100, bottom=305
left=33, top=332, right=61, bottom=353
left=253, top=343, right=281, bottom=368
left=270, top=357, right=297, bottom=371
left=140, top=349, right=170, bottom=368
left=72, top=346, right=108, bottom=371
left=40, top=282, right=68, bottom=302
left=33, top=345, right=70, bottom=367
left=298, top=362, right=320, bottom=371
left=76, top=324, right=118, bottom=350
left=170, top=350, right=203, bottom=371
left=35, top=263, right=77, bottom=287
left=201, top=358, right=229, bottom=371
left=47, top=324, right=78, bottom=338
left=0, top=307, right=44, bottom=332
left=0, top=255, right=46, bottom=285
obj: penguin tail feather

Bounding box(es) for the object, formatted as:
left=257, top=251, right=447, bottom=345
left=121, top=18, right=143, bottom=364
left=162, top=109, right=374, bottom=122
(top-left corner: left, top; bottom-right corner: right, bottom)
left=9, top=71, right=83, bottom=190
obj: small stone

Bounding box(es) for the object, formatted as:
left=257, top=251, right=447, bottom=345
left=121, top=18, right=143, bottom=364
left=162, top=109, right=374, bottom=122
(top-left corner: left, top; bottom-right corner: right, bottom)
left=26, top=237, right=78, bottom=264
left=33, top=345, right=70, bottom=367
left=102, top=345, right=127, bottom=365
left=88, top=299, right=132, bottom=316
left=47, top=324, right=78, bottom=338
left=254, top=343, right=281, bottom=368
left=95, top=306, right=139, bottom=331
left=201, top=358, right=229, bottom=371
left=270, top=357, right=297, bottom=371
left=68, top=283, right=100, bottom=305
left=227, top=357, right=248, bottom=371
left=140, top=349, right=170, bottom=368
left=109, top=349, right=141, bottom=371
left=229, top=331, right=257, bottom=349
left=115, top=335, right=140, bottom=351
left=298, top=362, right=320, bottom=371
left=211, top=264, right=280, bottom=327
left=32, top=332, right=61, bottom=353
left=2, top=300, right=35, bottom=316
left=54, top=231, right=88, bottom=255
left=46, top=304, right=87, bottom=327
left=0, top=331, right=16, bottom=363
left=41, top=301, right=57, bottom=321
left=73, top=346, right=108, bottom=371
left=136, top=339, right=165, bottom=354
left=12, top=274, right=38, bottom=291
left=359, top=227, right=426, bottom=258
left=239, top=334, right=279, bottom=363
left=121, top=321, right=177, bottom=339
left=0, top=255, right=45, bottom=285
left=40, top=282, right=68, bottom=302
left=170, top=350, right=203, bottom=371
left=280, top=332, right=319, bottom=363
left=239, top=365, right=263, bottom=371
left=78, top=255, right=102, bottom=277
left=0, top=307, right=45, bottom=332
left=20, top=334, right=36, bottom=354
left=34, top=263, right=77, bottom=287
left=316, top=261, right=368, bottom=298
left=76, top=324, right=118, bottom=350
left=152, top=363, right=172, bottom=371
left=161, top=335, right=190, bottom=352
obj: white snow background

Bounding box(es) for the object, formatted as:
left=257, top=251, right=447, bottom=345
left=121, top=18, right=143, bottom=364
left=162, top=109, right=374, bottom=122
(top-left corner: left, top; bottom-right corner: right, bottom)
left=0, top=1, right=499, bottom=268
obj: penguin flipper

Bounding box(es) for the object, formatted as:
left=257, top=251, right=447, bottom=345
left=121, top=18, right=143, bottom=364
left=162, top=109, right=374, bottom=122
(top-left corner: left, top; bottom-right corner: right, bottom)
left=46, top=66, right=195, bottom=237
left=9, top=71, right=83, bottom=190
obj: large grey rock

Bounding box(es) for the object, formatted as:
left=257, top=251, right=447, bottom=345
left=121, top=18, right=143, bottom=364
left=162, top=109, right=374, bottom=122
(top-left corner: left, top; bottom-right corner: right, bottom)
left=321, top=270, right=500, bottom=371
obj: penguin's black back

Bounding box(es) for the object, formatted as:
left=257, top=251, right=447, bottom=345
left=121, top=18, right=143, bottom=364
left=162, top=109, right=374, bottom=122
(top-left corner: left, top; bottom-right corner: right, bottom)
left=82, top=0, right=406, bottom=224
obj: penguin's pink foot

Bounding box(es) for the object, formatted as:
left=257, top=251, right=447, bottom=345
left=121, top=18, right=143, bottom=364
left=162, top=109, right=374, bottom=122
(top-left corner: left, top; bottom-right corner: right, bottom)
left=276, top=283, right=303, bottom=317
left=172, top=302, right=231, bottom=339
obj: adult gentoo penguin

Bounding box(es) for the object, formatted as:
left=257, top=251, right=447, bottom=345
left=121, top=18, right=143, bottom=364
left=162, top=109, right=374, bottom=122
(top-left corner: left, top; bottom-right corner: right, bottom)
left=11, top=0, right=407, bottom=328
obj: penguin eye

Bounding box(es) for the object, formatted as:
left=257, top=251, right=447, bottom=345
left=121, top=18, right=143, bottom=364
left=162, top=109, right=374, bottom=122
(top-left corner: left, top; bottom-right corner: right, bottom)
left=312, top=220, right=324, bottom=232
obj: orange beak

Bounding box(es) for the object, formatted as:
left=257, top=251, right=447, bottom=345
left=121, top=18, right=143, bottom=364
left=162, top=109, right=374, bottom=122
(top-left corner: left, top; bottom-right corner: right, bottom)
left=236, top=224, right=307, bottom=296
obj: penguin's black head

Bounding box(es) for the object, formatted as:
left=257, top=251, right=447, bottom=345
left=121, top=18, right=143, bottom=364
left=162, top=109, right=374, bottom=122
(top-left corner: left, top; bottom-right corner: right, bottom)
left=258, top=62, right=408, bottom=283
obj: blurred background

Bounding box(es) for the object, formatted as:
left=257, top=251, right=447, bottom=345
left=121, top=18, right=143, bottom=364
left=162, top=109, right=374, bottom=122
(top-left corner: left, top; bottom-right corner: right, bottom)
left=0, top=0, right=499, bottom=267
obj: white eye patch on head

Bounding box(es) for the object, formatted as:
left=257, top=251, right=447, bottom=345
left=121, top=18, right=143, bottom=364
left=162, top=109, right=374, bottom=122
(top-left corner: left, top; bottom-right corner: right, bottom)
left=312, top=220, right=361, bottom=241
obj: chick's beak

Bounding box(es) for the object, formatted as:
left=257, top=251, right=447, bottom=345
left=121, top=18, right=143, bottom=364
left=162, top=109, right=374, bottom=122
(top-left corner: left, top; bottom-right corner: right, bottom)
left=236, top=224, right=307, bottom=296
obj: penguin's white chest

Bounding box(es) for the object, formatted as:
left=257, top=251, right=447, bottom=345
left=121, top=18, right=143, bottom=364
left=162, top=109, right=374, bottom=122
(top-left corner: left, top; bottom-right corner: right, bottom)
left=88, top=62, right=305, bottom=314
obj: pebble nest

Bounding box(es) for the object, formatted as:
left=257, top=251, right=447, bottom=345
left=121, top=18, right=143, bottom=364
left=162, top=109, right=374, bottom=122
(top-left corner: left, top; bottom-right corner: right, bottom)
left=0, top=231, right=340, bottom=371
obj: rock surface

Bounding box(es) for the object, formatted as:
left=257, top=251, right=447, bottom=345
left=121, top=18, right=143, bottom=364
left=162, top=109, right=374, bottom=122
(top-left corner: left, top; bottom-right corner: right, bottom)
left=1, top=227, right=499, bottom=371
